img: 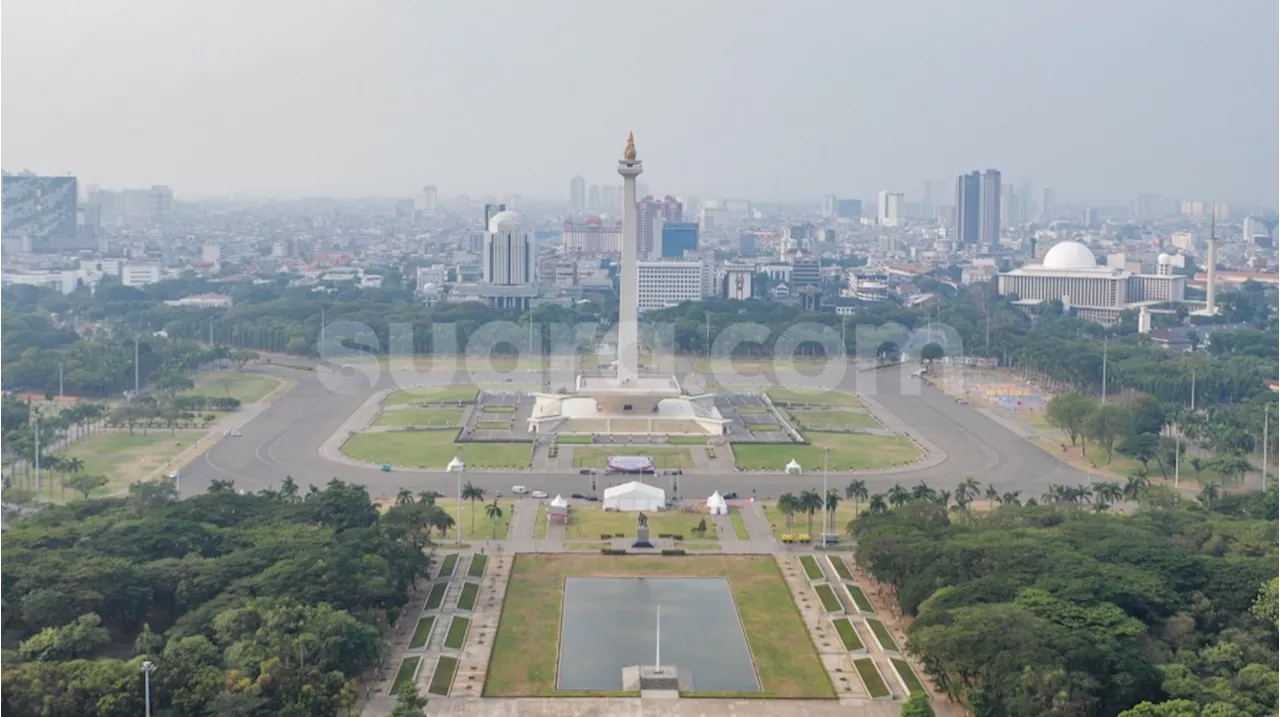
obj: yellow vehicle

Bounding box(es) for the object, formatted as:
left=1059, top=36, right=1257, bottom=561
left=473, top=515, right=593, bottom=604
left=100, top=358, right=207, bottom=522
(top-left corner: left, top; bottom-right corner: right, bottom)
left=796, top=533, right=812, bottom=543
left=781, top=534, right=795, bottom=543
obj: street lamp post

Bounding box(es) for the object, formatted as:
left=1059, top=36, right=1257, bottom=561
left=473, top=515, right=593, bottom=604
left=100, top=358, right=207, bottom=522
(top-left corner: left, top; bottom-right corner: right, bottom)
left=822, top=447, right=829, bottom=546
left=457, top=467, right=463, bottom=546
left=141, top=660, right=157, bottom=717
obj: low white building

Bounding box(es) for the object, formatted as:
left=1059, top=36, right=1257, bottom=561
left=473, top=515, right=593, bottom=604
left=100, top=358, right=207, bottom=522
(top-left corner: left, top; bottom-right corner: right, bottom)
left=164, top=293, right=233, bottom=308
left=637, top=260, right=711, bottom=310
left=122, top=263, right=162, bottom=287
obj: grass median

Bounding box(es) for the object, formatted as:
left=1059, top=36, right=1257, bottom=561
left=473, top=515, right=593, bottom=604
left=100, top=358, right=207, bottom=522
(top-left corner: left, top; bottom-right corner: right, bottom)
left=409, top=616, right=436, bottom=649
left=733, top=433, right=921, bottom=472
left=428, top=655, right=458, bottom=696
left=342, top=430, right=530, bottom=469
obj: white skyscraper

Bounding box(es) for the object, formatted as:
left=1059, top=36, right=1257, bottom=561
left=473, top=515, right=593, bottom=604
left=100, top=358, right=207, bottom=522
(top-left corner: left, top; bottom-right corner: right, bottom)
left=570, top=176, right=586, bottom=213
left=421, top=185, right=438, bottom=214
left=483, top=210, right=534, bottom=286
left=877, top=191, right=904, bottom=227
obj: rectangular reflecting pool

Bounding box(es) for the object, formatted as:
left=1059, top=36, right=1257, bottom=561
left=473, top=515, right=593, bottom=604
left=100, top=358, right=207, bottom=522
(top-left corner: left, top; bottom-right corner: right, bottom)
left=556, top=577, right=759, bottom=692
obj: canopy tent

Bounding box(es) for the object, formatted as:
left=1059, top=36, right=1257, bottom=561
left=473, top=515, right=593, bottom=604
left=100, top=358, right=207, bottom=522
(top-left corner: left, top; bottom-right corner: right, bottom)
left=447, top=456, right=465, bottom=472
left=706, top=490, right=728, bottom=515
left=785, top=459, right=802, bottom=475
left=602, top=481, right=666, bottom=512
left=548, top=494, right=569, bottom=521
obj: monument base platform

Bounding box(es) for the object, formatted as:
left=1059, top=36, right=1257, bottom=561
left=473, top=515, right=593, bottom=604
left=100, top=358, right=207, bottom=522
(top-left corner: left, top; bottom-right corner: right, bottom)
left=622, top=665, right=685, bottom=692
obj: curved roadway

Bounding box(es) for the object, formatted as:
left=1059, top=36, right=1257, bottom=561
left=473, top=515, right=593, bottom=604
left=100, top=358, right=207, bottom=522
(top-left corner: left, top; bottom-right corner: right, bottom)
left=182, top=360, right=1088, bottom=501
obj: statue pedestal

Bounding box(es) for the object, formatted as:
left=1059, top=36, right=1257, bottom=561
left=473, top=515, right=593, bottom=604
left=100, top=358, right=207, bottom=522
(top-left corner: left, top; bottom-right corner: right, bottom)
left=632, top=525, right=653, bottom=548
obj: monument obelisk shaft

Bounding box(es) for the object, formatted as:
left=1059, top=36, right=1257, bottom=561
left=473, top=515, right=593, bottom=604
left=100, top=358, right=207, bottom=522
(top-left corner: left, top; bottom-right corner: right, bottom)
left=617, top=132, right=643, bottom=386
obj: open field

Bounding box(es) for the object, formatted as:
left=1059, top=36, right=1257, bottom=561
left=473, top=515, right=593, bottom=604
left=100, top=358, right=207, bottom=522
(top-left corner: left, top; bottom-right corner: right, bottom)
left=184, top=371, right=282, bottom=404
left=384, top=385, right=481, bottom=406
left=734, top=433, right=921, bottom=472
left=62, top=430, right=204, bottom=496
left=342, top=431, right=530, bottom=469
left=760, top=499, right=863, bottom=541
left=766, top=387, right=863, bottom=408
left=485, top=554, right=833, bottom=698
left=560, top=507, right=717, bottom=541
left=437, top=500, right=514, bottom=541
left=371, top=407, right=463, bottom=427
left=571, top=446, right=695, bottom=470
left=789, top=409, right=881, bottom=431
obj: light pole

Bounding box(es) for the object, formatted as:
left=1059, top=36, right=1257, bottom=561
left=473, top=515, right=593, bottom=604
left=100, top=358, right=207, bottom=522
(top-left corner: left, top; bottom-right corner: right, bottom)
left=821, top=447, right=829, bottom=546
left=141, top=660, right=156, bottom=717
left=34, top=414, right=41, bottom=504
left=58, top=363, right=64, bottom=399
left=456, top=467, right=463, bottom=546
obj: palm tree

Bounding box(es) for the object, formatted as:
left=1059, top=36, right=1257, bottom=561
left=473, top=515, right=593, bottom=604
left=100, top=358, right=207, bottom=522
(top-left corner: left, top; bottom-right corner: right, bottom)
left=484, top=499, right=504, bottom=539
left=1093, top=481, right=1122, bottom=510
left=960, top=477, right=981, bottom=511
left=280, top=476, right=300, bottom=503
left=1001, top=491, right=1021, bottom=506
left=1198, top=480, right=1220, bottom=506
left=462, top=482, right=485, bottom=533
left=798, top=490, right=823, bottom=536
left=984, top=483, right=1000, bottom=510
left=778, top=492, right=798, bottom=531
left=1075, top=483, right=1094, bottom=506
left=825, top=490, right=841, bottom=524
left=935, top=489, right=952, bottom=507
left=910, top=481, right=935, bottom=502
left=418, top=490, right=441, bottom=506
left=395, top=488, right=414, bottom=506
left=1188, top=456, right=1205, bottom=480
left=428, top=510, right=455, bottom=537
left=888, top=484, right=910, bottom=508
left=868, top=494, right=888, bottom=514
left=845, top=479, right=868, bottom=516
left=1123, top=472, right=1149, bottom=501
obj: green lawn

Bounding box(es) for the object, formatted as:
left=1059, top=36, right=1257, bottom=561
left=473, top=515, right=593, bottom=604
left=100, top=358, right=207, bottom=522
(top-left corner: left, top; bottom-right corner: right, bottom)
left=866, top=618, right=899, bottom=651
left=729, top=509, right=750, bottom=540
left=484, top=554, right=834, bottom=698
left=832, top=617, right=865, bottom=651
left=814, top=584, right=843, bottom=613
left=457, top=582, right=479, bottom=611
left=409, top=616, right=436, bottom=649
left=668, top=436, right=707, bottom=445
left=61, top=430, right=204, bottom=496
left=438, top=554, right=459, bottom=578
left=799, top=555, right=825, bottom=580
left=789, top=410, right=881, bottom=431
left=372, top=407, right=464, bottom=427
left=736, top=407, right=770, bottom=415
left=828, top=555, right=853, bottom=580
left=555, top=435, right=594, bottom=444
left=571, top=446, right=694, bottom=469
left=560, top=507, right=711, bottom=541
left=846, top=584, right=875, bottom=613
left=734, top=434, right=921, bottom=472
left=425, top=582, right=448, bottom=610
left=891, top=658, right=926, bottom=696
left=428, top=655, right=458, bottom=696
left=483, top=405, right=517, bottom=413
left=184, top=371, right=282, bottom=404
left=854, top=658, right=891, bottom=698
left=444, top=616, right=470, bottom=649
left=767, top=387, right=863, bottom=408
left=533, top=504, right=548, bottom=539
left=385, top=385, right=480, bottom=406
left=475, top=421, right=511, bottom=429
left=439, top=500, right=514, bottom=541
left=468, top=554, right=488, bottom=578
left=392, top=655, right=421, bottom=693
left=342, top=431, right=530, bottom=469
left=761, top=500, right=862, bottom=541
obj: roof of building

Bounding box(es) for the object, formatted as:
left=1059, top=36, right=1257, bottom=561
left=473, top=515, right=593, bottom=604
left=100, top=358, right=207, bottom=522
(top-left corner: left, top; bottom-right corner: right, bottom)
left=487, top=210, right=523, bottom=232
left=1042, top=241, right=1099, bottom=270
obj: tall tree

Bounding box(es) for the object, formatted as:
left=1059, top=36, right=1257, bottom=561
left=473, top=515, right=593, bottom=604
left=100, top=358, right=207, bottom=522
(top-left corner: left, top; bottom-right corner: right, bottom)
left=484, top=499, right=504, bottom=540
left=1047, top=392, right=1096, bottom=451
left=845, top=479, right=868, bottom=516
left=462, top=482, right=485, bottom=533
left=1086, top=405, right=1132, bottom=463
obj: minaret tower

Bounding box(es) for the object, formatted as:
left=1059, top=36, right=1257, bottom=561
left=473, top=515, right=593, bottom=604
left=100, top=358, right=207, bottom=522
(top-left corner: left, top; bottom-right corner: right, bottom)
left=617, top=132, right=643, bottom=385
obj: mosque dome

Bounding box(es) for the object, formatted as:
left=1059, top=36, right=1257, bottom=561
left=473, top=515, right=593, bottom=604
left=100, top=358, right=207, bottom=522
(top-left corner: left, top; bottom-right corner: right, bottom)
left=1041, top=241, right=1098, bottom=270
left=487, top=210, right=523, bottom=233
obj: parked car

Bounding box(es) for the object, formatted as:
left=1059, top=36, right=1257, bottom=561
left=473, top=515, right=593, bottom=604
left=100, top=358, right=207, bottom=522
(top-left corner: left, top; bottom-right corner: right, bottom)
left=820, top=533, right=840, bottom=546
left=585, top=495, right=600, bottom=502
left=579, top=468, right=592, bottom=475
left=570, top=493, right=586, bottom=499
left=531, top=490, right=549, bottom=499
left=512, top=485, right=529, bottom=494
left=723, top=491, right=739, bottom=500
left=956, top=398, right=968, bottom=405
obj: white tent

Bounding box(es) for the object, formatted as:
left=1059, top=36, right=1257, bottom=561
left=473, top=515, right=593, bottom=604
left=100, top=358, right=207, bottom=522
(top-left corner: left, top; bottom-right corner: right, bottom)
left=447, top=456, right=465, bottom=472
left=548, top=494, right=569, bottom=520
left=706, top=490, right=728, bottom=515
left=602, top=481, right=666, bottom=512
left=785, top=458, right=802, bottom=475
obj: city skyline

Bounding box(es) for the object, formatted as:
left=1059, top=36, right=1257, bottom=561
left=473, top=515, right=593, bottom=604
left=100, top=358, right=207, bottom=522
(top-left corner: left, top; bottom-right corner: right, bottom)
left=3, top=0, right=1277, bottom=205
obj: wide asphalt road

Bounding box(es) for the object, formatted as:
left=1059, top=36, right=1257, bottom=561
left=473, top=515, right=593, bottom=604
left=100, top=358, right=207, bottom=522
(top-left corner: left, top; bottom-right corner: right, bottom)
left=182, top=359, right=1089, bottom=502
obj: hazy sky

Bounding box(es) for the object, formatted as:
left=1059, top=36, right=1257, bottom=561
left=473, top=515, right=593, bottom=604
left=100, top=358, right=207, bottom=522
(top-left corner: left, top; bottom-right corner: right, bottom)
left=3, top=0, right=1277, bottom=205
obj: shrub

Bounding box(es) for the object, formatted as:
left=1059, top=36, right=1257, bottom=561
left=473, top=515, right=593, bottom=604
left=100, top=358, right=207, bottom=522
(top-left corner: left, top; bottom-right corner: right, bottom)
left=661, top=549, right=687, bottom=556
left=600, top=548, right=628, bottom=555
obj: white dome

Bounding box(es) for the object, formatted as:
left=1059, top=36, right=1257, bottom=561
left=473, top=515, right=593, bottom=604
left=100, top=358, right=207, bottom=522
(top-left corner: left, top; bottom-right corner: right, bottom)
left=1157, top=252, right=1171, bottom=263
left=487, top=210, right=523, bottom=232
left=1041, top=241, right=1098, bottom=270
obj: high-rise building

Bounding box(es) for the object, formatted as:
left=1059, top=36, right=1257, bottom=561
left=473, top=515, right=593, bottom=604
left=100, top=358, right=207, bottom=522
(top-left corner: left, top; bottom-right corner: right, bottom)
left=979, top=169, right=1001, bottom=247
left=148, top=185, right=173, bottom=224
left=637, top=260, right=710, bottom=310
left=835, top=198, right=862, bottom=219
left=421, top=185, right=438, bottom=213
left=587, top=184, right=601, bottom=212
left=2, top=173, right=88, bottom=252
left=1212, top=202, right=1230, bottom=222
left=822, top=195, right=837, bottom=218
left=955, top=171, right=981, bottom=244
left=1040, top=187, right=1055, bottom=222
left=791, top=257, right=821, bottom=288
left=483, top=203, right=507, bottom=229
left=660, top=222, right=699, bottom=258
left=877, top=191, right=904, bottom=227
left=570, top=176, right=586, bottom=213
left=635, top=196, right=680, bottom=258
left=1001, top=184, right=1022, bottom=226
left=483, top=210, right=535, bottom=310
left=562, top=216, right=622, bottom=254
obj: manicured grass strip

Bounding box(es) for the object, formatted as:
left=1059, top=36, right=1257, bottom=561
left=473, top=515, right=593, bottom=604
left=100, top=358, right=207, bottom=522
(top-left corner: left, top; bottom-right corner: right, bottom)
left=483, top=405, right=517, bottom=412
left=799, top=555, right=825, bottom=580
left=476, top=421, right=511, bottom=429
left=556, top=435, right=594, bottom=444
left=485, top=554, right=834, bottom=698
left=392, top=655, right=421, bottom=693
left=425, top=582, right=448, bottom=611
left=828, top=555, right=854, bottom=580
left=867, top=618, right=899, bottom=651
left=444, top=616, right=471, bottom=649
left=891, top=658, right=926, bottom=696
left=457, top=582, right=480, bottom=611
left=729, top=509, right=750, bottom=540
left=409, top=616, right=436, bottom=649
left=832, top=617, right=865, bottom=651
left=747, top=424, right=782, bottom=431
left=854, top=658, right=891, bottom=698
left=814, top=584, right=843, bottom=613
left=439, top=553, right=459, bottom=578
left=668, top=436, right=707, bottom=444
left=428, top=655, right=458, bottom=696
left=737, top=407, right=770, bottom=414
left=468, top=554, right=488, bottom=578
left=846, top=583, right=875, bottom=613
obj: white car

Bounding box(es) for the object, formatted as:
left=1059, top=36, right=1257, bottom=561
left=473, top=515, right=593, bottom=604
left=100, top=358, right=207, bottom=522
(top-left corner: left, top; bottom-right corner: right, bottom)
left=512, top=485, right=529, bottom=495
left=531, top=490, right=549, bottom=499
